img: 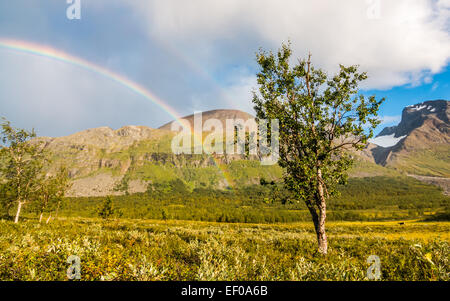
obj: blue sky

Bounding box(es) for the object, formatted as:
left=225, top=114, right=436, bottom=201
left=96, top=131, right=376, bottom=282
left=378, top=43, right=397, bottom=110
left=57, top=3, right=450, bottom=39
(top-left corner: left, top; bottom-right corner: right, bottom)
left=366, top=65, right=450, bottom=124
left=0, top=0, right=449, bottom=137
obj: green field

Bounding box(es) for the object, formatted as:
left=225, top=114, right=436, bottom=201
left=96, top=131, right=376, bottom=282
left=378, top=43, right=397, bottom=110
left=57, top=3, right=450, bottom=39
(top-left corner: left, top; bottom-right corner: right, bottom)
left=1, top=175, right=449, bottom=281
left=0, top=218, right=448, bottom=281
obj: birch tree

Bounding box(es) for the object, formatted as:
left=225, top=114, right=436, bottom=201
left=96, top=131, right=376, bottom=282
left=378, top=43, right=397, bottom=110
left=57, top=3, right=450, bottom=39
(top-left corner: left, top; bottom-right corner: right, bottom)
left=252, top=43, right=384, bottom=254
left=0, top=119, right=45, bottom=223
left=35, top=166, right=71, bottom=223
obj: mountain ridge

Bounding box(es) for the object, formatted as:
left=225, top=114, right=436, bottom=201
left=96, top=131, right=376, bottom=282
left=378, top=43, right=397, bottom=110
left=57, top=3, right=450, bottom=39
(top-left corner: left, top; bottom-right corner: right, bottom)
left=370, top=99, right=449, bottom=177
left=158, top=109, right=254, bottom=131
left=36, top=103, right=449, bottom=197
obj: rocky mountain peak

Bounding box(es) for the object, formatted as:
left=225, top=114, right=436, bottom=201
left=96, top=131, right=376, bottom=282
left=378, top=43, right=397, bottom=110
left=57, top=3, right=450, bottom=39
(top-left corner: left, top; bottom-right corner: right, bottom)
left=369, top=100, right=449, bottom=175
left=376, top=126, right=397, bottom=137
left=373, top=100, right=449, bottom=144
left=395, top=100, right=449, bottom=137
left=158, top=109, right=254, bottom=131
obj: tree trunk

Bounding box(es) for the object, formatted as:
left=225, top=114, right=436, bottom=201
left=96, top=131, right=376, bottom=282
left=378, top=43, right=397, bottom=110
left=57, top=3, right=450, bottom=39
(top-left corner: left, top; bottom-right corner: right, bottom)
left=39, top=212, right=44, bottom=223
left=316, top=209, right=327, bottom=254
left=55, top=202, right=61, bottom=218
left=316, top=169, right=328, bottom=254
left=310, top=208, right=328, bottom=255
left=14, top=201, right=23, bottom=224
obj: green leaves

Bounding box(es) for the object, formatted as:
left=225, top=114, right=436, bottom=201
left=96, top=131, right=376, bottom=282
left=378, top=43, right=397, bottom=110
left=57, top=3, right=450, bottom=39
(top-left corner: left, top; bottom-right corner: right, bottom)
left=0, top=119, right=71, bottom=222
left=0, top=119, right=46, bottom=221
left=33, top=166, right=72, bottom=216
left=252, top=42, right=385, bottom=247
left=98, top=196, right=116, bottom=219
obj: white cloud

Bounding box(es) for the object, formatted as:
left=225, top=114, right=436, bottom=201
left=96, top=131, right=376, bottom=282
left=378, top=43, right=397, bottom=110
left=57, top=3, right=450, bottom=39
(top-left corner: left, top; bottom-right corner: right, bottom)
left=190, top=72, right=257, bottom=115
left=379, top=115, right=402, bottom=126
left=1, top=0, right=449, bottom=137
left=129, top=0, right=450, bottom=90
left=0, top=50, right=174, bottom=137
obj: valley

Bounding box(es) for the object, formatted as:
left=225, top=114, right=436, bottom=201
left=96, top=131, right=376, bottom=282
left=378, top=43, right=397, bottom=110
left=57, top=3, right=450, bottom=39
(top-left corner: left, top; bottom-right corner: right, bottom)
left=35, top=100, right=450, bottom=198
left=1, top=100, right=449, bottom=282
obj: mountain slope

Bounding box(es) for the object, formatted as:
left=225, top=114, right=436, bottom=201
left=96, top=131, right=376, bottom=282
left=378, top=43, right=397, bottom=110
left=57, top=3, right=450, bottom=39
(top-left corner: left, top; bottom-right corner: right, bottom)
left=38, top=101, right=449, bottom=197
left=40, top=110, right=280, bottom=197
left=371, top=100, right=450, bottom=177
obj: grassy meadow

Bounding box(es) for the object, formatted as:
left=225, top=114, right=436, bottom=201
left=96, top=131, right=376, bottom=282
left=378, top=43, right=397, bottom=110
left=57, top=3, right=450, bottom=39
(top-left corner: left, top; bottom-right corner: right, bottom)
left=0, top=217, right=448, bottom=281
left=1, top=175, right=449, bottom=281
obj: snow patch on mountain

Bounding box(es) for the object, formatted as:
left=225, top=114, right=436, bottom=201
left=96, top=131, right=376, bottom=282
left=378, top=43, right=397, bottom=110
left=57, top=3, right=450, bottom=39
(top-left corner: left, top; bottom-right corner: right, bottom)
left=370, top=134, right=407, bottom=148
left=410, top=105, right=427, bottom=111
left=407, top=103, right=438, bottom=113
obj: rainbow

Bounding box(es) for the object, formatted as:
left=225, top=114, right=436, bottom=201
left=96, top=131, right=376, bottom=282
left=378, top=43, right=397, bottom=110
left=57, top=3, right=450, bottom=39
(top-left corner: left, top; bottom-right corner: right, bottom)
left=0, top=38, right=235, bottom=187
left=0, top=38, right=187, bottom=128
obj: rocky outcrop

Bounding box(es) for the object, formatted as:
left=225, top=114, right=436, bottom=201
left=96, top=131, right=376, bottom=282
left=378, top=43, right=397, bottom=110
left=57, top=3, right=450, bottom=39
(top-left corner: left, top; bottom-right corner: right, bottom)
left=408, top=175, right=450, bottom=196
left=370, top=100, right=449, bottom=176
left=377, top=126, right=397, bottom=137
left=37, top=110, right=273, bottom=196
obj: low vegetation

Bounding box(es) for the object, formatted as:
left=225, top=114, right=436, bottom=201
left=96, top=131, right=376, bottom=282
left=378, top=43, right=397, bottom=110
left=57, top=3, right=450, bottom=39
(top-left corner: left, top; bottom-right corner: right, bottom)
left=0, top=218, right=447, bottom=281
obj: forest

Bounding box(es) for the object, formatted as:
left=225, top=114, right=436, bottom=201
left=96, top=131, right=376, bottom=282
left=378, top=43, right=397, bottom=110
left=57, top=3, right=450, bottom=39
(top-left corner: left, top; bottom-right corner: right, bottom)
left=51, top=176, right=450, bottom=224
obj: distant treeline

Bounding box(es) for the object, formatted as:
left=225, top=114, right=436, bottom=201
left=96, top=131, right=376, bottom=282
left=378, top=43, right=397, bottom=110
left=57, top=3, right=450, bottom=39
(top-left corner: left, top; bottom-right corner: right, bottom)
left=47, top=176, right=450, bottom=223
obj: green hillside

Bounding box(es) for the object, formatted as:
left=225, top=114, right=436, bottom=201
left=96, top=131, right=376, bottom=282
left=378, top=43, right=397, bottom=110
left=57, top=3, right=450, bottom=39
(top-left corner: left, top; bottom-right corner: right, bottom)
left=385, top=145, right=450, bottom=177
